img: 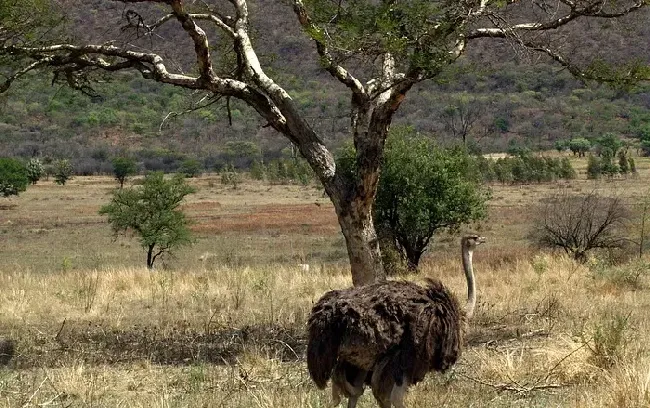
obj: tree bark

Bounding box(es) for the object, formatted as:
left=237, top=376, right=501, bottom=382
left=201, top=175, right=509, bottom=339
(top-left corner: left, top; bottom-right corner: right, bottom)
left=147, top=244, right=155, bottom=269
left=334, top=197, right=385, bottom=286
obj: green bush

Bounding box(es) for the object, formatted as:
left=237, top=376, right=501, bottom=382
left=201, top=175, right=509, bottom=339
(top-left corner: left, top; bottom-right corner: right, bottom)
left=479, top=155, right=576, bottom=184
left=339, top=128, right=489, bottom=270
left=569, top=138, right=591, bottom=157
left=587, top=155, right=602, bottom=179
left=179, top=158, right=203, bottom=178
left=26, top=157, right=44, bottom=185
left=54, top=159, right=73, bottom=185
left=0, top=157, right=29, bottom=197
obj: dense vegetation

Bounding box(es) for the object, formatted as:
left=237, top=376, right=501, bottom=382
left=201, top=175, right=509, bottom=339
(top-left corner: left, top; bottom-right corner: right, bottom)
left=1, top=3, right=649, bottom=175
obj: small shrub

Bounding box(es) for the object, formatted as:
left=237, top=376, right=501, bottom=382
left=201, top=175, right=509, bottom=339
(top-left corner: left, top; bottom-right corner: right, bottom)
left=587, top=155, right=602, bottom=179
left=0, top=157, right=29, bottom=197
left=179, top=158, right=203, bottom=178
left=587, top=313, right=630, bottom=369
left=26, top=158, right=44, bottom=185
left=628, top=156, right=637, bottom=174
left=221, top=164, right=241, bottom=188
left=592, top=260, right=648, bottom=290
left=618, top=151, right=629, bottom=175
left=54, top=159, right=73, bottom=185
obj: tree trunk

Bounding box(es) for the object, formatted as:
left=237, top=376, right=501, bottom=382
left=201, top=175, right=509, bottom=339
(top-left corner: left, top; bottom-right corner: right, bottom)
left=404, top=245, right=423, bottom=272
left=335, top=199, right=385, bottom=286
left=147, top=244, right=155, bottom=269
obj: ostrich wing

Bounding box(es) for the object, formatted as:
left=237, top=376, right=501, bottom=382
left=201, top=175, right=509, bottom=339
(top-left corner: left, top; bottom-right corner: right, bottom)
left=307, top=279, right=464, bottom=387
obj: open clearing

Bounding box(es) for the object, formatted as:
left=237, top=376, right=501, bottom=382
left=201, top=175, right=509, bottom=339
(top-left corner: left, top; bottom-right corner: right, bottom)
left=1, top=156, right=650, bottom=407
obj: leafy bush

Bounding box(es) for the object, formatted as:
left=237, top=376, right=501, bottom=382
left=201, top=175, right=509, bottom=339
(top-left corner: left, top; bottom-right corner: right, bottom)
left=587, top=313, right=630, bottom=369
left=595, top=133, right=623, bottom=158
left=179, top=158, right=203, bottom=178
left=26, top=157, right=44, bottom=185
left=250, top=160, right=266, bottom=180
left=0, top=157, right=29, bottom=197
left=221, top=164, right=241, bottom=188
left=568, top=138, right=591, bottom=157
left=618, top=150, right=629, bottom=175
left=480, top=155, right=576, bottom=184
left=554, top=139, right=569, bottom=153
left=54, top=159, right=73, bottom=185
left=587, top=155, right=602, bottom=179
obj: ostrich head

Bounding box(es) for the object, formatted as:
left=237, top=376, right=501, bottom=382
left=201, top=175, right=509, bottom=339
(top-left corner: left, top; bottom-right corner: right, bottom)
left=461, top=234, right=485, bottom=319
left=462, top=234, right=486, bottom=251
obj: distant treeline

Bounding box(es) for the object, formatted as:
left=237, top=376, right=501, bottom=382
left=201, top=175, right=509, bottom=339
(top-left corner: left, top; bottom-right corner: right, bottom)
left=476, top=155, right=576, bottom=184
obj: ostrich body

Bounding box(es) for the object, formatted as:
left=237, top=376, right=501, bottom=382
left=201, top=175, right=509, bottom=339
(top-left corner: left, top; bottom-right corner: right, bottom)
left=307, top=235, right=485, bottom=408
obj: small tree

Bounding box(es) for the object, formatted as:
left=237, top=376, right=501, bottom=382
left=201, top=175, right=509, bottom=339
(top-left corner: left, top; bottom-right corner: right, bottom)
left=569, top=138, right=591, bottom=157
left=596, top=133, right=624, bottom=158
left=111, top=157, right=137, bottom=188
left=587, top=155, right=602, bottom=179
left=99, top=172, right=195, bottom=269
left=0, top=158, right=29, bottom=197
left=341, top=129, right=490, bottom=270
left=53, top=159, right=73, bottom=185
left=179, top=158, right=203, bottom=178
left=532, top=191, right=630, bottom=263
left=26, top=158, right=44, bottom=185
left=554, top=139, right=570, bottom=154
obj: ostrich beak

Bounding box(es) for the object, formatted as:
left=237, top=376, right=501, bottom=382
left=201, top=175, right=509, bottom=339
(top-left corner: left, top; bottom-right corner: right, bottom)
left=477, top=236, right=486, bottom=244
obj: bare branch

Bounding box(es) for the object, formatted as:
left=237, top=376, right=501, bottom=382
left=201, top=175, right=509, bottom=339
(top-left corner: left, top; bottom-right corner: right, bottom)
left=169, top=0, right=214, bottom=82
left=467, top=0, right=648, bottom=39
left=0, top=58, right=51, bottom=93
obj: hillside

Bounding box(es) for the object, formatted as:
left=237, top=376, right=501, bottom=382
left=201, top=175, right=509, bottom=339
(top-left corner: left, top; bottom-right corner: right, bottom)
left=1, top=1, right=649, bottom=173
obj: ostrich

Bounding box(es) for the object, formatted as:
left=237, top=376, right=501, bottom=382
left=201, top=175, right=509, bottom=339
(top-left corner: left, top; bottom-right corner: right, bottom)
left=307, top=235, right=485, bottom=408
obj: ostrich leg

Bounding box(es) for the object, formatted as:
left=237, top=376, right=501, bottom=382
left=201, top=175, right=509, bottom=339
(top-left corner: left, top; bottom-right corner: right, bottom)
left=330, top=363, right=368, bottom=408
left=390, top=383, right=407, bottom=408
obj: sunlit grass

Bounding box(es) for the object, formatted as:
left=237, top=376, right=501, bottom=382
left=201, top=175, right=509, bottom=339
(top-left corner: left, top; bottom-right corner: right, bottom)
left=1, top=164, right=650, bottom=406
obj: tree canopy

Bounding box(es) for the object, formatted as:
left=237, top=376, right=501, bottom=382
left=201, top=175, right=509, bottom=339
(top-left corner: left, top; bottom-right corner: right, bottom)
left=111, top=157, right=138, bottom=188
left=99, top=172, right=195, bottom=269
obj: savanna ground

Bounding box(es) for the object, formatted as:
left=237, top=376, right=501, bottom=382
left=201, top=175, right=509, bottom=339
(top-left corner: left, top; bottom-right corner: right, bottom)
left=1, top=156, right=650, bottom=407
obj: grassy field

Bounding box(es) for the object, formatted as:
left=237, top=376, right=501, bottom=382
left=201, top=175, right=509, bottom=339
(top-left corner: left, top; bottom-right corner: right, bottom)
left=1, top=156, right=650, bottom=407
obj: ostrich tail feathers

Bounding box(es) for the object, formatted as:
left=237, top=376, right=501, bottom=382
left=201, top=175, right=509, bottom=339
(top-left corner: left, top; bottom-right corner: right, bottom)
left=307, top=290, right=344, bottom=389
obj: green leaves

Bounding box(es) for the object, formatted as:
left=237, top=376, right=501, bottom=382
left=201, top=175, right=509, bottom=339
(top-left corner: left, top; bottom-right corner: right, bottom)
left=0, top=0, right=65, bottom=46
left=0, top=157, right=28, bottom=197
left=338, top=127, right=489, bottom=269
left=111, top=157, right=138, bottom=188
left=99, top=172, right=196, bottom=269
left=302, top=0, right=462, bottom=75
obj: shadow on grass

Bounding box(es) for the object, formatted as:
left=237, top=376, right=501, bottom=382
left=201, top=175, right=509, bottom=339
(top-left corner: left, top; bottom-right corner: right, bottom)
left=11, top=321, right=307, bottom=368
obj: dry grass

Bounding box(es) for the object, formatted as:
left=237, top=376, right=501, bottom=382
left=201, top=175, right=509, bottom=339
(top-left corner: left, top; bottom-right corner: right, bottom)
left=1, top=157, right=650, bottom=407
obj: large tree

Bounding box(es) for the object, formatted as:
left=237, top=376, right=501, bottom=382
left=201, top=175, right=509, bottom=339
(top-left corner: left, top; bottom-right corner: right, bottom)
left=1, top=0, right=648, bottom=285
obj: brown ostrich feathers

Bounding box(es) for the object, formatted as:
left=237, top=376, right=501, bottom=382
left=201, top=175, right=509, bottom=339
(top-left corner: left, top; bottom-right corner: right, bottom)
left=307, top=278, right=465, bottom=392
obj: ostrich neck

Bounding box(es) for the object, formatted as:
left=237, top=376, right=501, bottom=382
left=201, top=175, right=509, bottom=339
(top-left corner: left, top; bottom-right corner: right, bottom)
left=462, top=247, right=476, bottom=319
